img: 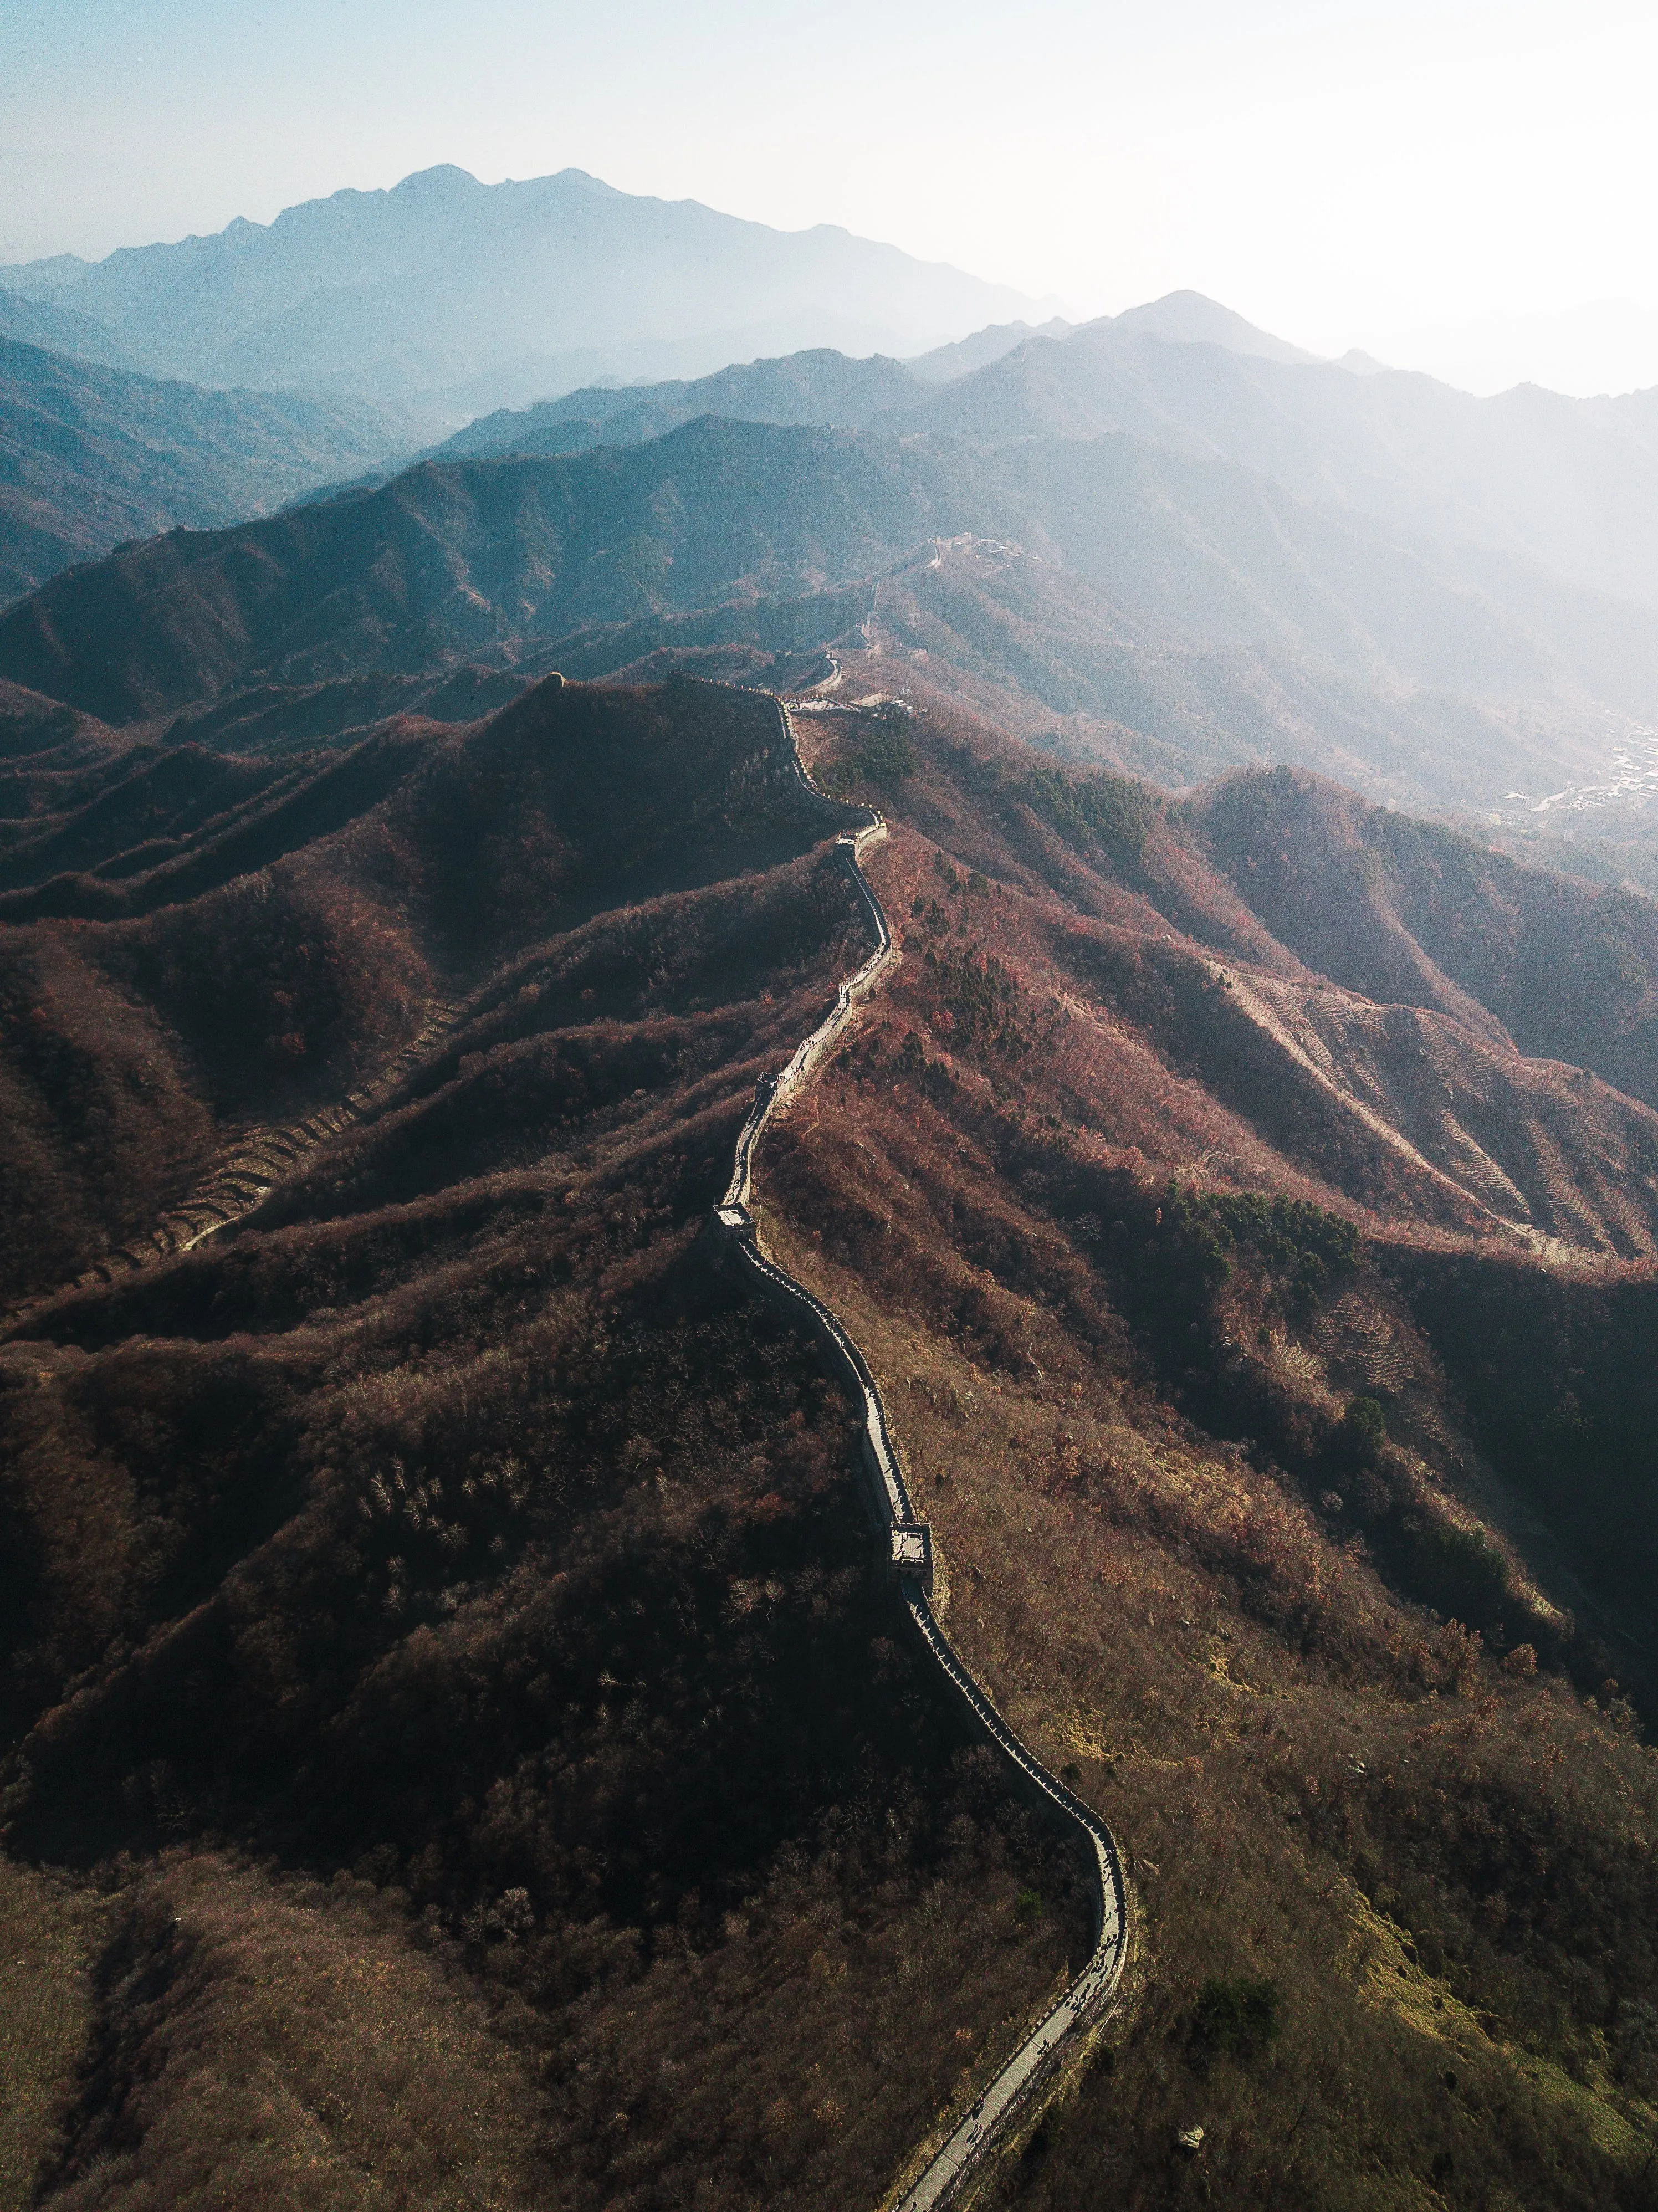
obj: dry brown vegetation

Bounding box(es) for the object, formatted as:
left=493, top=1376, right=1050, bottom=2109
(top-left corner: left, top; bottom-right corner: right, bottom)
left=1, top=677, right=1097, bottom=2211
left=3, top=673, right=1658, bottom=2209
left=0, top=1860, right=104, bottom=2211
left=750, top=691, right=1658, bottom=2205
left=42, top=1855, right=545, bottom=2212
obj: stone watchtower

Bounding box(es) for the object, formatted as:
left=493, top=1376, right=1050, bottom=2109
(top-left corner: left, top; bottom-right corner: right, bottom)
left=889, top=1520, right=934, bottom=1593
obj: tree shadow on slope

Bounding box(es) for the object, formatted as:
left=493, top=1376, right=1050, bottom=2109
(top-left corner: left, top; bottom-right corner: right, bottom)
left=8, top=1244, right=1094, bottom=2211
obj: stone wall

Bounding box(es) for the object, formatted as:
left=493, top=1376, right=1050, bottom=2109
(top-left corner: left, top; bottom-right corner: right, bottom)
left=707, top=692, right=1132, bottom=2212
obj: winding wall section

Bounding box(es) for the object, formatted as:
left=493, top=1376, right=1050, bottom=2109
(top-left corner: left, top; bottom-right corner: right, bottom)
left=713, top=697, right=1132, bottom=2211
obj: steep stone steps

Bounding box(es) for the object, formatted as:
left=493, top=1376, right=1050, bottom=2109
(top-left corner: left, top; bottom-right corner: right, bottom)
left=5, top=993, right=460, bottom=1328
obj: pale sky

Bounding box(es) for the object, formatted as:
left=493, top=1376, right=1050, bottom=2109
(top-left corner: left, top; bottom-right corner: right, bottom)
left=5, top=0, right=1657, bottom=393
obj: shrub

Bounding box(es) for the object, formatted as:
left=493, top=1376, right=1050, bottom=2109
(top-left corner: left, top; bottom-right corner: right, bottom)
left=1341, top=1397, right=1388, bottom=1466
left=1138, top=1184, right=1360, bottom=1320
left=1612, top=1999, right=1658, bottom=2095
left=922, top=945, right=1035, bottom=1061
left=1409, top=1517, right=1509, bottom=1625
left=856, top=729, right=918, bottom=782
left=823, top=729, right=916, bottom=792
left=1191, top=1975, right=1282, bottom=2061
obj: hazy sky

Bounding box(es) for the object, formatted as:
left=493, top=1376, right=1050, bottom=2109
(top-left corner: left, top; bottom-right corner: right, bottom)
left=5, top=0, right=1656, bottom=392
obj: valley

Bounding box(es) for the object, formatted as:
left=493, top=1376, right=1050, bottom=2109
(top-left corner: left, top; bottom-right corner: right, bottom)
left=0, top=338, right=423, bottom=604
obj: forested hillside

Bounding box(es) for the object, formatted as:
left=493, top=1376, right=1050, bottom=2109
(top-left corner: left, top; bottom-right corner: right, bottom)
left=3, top=672, right=1657, bottom=2208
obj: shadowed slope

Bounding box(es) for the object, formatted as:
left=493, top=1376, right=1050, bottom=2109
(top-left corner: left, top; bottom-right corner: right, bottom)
left=0, top=676, right=846, bottom=1306
left=0, top=423, right=1017, bottom=722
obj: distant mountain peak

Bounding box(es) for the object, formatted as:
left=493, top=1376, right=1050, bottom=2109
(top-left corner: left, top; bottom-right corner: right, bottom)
left=906, top=317, right=1076, bottom=383
left=392, top=163, right=484, bottom=192
left=1099, top=290, right=1321, bottom=366
left=0, top=170, right=1045, bottom=414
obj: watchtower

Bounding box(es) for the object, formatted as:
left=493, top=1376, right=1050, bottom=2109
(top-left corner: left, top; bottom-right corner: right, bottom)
left=889, top=1520, right=934, bottom=1593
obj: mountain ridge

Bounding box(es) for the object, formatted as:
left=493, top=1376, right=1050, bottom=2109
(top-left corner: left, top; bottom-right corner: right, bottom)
left=0, top=166, right=1052, bottom=413
left=388, top=311, right=1658, bottom=622
left=871, top=324, right=1658, bottom=607
left=5, top=417, right=1654, bottom=824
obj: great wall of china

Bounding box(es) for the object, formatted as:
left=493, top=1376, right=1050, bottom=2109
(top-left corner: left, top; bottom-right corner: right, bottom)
left=713, top=694, right=1132, bottom=2212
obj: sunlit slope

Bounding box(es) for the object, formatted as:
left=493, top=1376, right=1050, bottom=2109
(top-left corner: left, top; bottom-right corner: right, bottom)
left=756, top=692, right=1658, bottom=2206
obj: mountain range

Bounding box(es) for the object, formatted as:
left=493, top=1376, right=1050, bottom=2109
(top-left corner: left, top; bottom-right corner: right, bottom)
left=6, top=414, right=1655, bottom=827
left=0, top=297, right=1357, bottom=610
left=877, top=322, right=1658, bottom=611
left=421, top=315, right=1658, bottom=615
left=0, top=166, right=1051, bottom=413
left=0, top=284, right=158, bottom=373
left=8, top=157, right=1658, bottom=2212
left=426, top=295, right=1322, bottom=463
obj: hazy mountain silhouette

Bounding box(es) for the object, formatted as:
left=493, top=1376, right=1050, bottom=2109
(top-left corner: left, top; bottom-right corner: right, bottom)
left=0, top=337, right=422, bottom=605
left=433, top=348, right=929, bottom=462
left=997, top=434, right=1658, bottom=716
left=904, top=316, right=1076, bottom=381
left=0, top=167, right=1049, bottom=413
left=876, top=535, right=1618, bottom=808
left=0, top=286, right=155, bottom=373
left=15, top=155, right=1657, bottom=616
left=1104, top=289, right=1320, bottom=363
left=400, top=298, right=1658, bottom=612
left=874, top=321, right=1658, bottom=606
left=423, top=303, right=1319, bottom=459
